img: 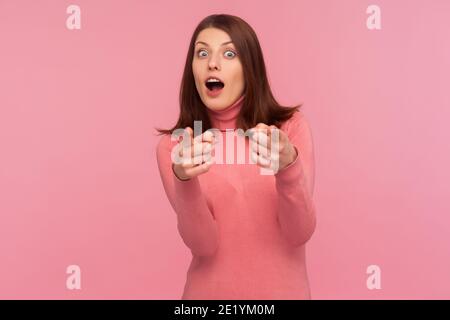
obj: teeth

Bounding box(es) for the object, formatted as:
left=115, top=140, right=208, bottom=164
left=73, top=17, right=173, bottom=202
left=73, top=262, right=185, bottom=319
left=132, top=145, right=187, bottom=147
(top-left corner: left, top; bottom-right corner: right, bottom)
left=206, top=78, right=221, bottom=83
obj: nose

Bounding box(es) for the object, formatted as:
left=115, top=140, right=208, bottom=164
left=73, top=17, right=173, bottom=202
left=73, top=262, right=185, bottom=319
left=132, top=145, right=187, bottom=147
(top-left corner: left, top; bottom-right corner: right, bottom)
left=208, top=52, right=221, bottom=71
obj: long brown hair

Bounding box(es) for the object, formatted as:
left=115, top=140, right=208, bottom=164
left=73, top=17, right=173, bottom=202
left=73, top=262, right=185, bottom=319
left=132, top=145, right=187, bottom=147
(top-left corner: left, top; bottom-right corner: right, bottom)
left=155, top=14, right=302, bottom=136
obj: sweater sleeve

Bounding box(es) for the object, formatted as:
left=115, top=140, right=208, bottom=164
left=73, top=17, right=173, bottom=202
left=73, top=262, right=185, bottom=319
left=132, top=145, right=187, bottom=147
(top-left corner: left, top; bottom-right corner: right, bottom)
left=274, top=110, right=317, bottom=247
left=155, top=134, right=219, bottom=256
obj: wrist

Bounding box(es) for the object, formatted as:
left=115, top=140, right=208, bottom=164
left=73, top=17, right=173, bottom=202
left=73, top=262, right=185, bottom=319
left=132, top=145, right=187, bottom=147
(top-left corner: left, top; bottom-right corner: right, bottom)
left=172, top=163, right=191, bottom=181
left=280, top=144, right=298, bottom=170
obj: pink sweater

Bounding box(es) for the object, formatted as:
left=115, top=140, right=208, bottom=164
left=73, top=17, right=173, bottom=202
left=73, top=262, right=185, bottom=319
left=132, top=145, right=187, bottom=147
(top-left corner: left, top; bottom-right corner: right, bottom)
left=156, top=96, right=316, bottom=299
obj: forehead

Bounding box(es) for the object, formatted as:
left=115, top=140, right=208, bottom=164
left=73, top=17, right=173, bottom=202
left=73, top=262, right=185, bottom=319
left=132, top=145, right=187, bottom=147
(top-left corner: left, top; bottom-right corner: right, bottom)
left=195, top=28, right=233, bottom=46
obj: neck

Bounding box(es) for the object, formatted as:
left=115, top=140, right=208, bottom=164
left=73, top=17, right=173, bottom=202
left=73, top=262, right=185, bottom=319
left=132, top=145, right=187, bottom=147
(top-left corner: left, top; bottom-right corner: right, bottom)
left=206, top=95, right=245, bottom=131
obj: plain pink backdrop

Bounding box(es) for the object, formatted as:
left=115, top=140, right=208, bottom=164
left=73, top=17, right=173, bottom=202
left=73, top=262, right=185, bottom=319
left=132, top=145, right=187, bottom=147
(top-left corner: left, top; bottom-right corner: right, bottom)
left=0, top=0, right=449, bottom=299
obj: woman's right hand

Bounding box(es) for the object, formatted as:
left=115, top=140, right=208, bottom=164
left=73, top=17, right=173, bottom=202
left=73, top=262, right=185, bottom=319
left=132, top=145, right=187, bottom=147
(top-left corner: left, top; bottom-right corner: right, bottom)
left=172, top=127, right=216, bottom=181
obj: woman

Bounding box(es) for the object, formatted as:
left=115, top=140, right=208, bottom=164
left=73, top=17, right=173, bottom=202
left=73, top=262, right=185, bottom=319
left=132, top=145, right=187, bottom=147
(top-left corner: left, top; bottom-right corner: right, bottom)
left=155, top=14, right=316, bottom=300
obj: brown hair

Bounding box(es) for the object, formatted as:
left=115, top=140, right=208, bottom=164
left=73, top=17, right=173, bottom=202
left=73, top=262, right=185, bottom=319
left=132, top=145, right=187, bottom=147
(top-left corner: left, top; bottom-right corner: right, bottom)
left=155, top=14, right=302, bottom=136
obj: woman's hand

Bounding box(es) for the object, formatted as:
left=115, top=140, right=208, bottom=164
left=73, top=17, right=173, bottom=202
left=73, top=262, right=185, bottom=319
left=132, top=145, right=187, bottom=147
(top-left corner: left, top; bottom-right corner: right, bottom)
left=172, top=127, right=216, bottom=180
left=249, top=123, right=298, bottom=172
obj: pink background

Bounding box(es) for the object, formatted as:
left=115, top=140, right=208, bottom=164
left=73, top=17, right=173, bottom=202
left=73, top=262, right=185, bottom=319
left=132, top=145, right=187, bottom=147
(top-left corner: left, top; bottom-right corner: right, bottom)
left=1, top=0, right=449, bottom=299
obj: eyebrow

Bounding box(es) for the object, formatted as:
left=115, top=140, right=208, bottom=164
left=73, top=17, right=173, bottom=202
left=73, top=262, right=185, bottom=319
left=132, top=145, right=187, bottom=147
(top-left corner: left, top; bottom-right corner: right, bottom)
left=195, top=40, right=234, bottom=47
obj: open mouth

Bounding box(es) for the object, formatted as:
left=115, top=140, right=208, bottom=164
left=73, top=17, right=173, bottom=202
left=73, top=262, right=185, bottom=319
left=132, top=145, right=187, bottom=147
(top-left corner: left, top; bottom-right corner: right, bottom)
left=205, top=79, right=225, bottom=91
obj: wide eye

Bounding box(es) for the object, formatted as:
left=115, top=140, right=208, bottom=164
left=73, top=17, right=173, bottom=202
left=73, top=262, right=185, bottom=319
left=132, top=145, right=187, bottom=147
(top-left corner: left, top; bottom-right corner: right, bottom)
left=224, top=50, right=236, bottom=58
left=197, top=49, right=208, bottom=57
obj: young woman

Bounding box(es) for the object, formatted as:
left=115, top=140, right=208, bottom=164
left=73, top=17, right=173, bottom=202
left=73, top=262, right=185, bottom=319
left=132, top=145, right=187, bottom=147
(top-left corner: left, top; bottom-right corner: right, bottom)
left=156, top=14, right=316, bottom=300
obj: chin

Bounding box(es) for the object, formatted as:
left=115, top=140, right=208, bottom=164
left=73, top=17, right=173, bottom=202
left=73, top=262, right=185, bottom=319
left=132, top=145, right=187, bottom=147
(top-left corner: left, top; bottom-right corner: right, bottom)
left=202, top=95, right=228, bottom=110
left=205, top=102, right=225, bottom=111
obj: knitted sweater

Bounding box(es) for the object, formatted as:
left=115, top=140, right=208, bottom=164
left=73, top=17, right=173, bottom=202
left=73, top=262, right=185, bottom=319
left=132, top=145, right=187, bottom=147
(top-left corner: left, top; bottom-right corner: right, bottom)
left=156, top=95, right=316, bottom=299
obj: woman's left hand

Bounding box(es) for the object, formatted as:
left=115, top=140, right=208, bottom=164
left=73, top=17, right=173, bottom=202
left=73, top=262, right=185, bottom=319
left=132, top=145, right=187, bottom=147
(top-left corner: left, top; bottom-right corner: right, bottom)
left=249, top=123, right=298, bottom=172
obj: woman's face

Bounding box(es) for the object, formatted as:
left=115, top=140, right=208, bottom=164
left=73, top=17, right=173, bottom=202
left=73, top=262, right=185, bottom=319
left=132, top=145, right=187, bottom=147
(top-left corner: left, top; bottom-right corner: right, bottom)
left=192, top=27, right=245, bottom=112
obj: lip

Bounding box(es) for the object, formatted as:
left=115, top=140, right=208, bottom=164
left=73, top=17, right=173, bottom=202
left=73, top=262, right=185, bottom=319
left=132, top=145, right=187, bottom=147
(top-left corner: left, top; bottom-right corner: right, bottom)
left=205, top=75, right=225, bottom=98
left=205, top=75, right=225, bottom=84
left=206, top=86, right=223, bottom=98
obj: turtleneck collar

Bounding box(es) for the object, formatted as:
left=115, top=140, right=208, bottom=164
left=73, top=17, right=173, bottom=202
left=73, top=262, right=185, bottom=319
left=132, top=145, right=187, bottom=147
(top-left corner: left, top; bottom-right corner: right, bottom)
left=206, top=95, right=245, bottom=131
